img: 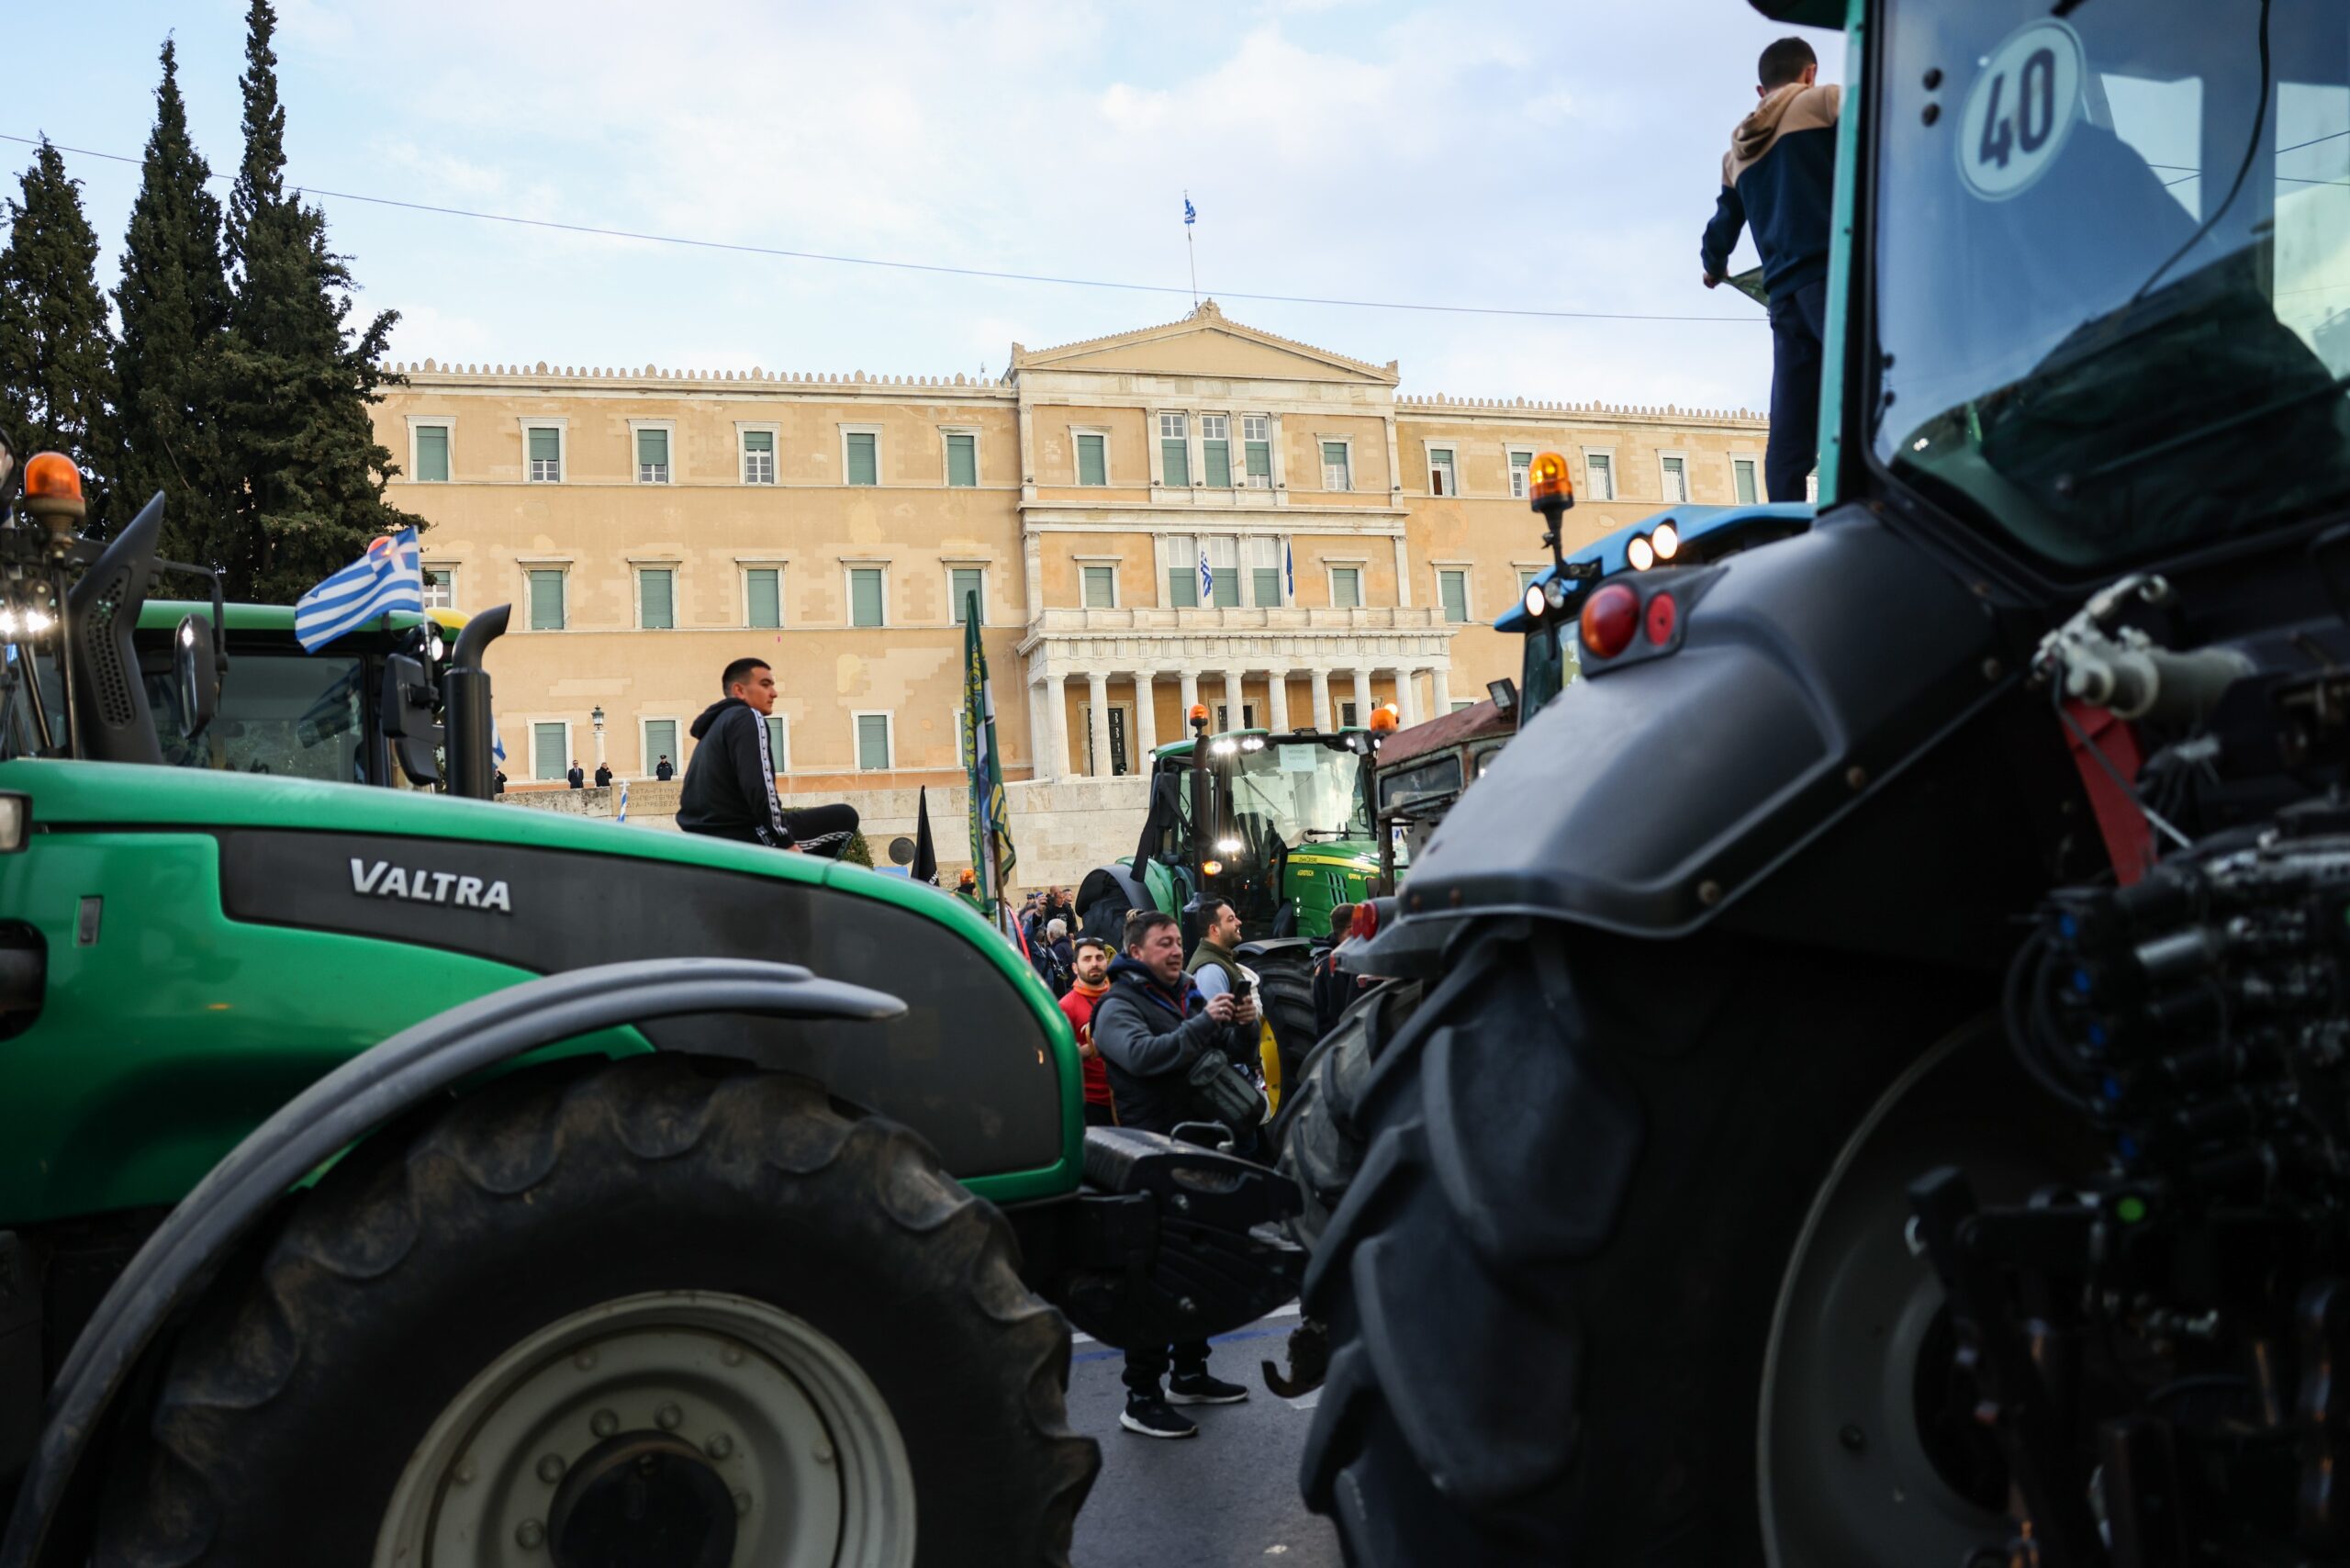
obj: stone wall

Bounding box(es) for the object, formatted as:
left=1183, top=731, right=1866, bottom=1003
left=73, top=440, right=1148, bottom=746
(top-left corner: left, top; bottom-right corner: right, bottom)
left=503, top=775, right=1149, bottom=890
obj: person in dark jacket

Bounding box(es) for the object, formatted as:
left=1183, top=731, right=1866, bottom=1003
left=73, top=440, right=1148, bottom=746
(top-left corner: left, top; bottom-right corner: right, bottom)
left=1091, top=908, right=1260, bottom=1439
left=655, top=755, right=675, bottom=782
left=1312, top=902, right=1357, bottom=1037
left=677, top=657, right=860, bottom=857
left=565, top=760, right=585, bottom=790
left=593, top=761, right=612, bottom=788
left=1700, top=35, right=1840, bottom=501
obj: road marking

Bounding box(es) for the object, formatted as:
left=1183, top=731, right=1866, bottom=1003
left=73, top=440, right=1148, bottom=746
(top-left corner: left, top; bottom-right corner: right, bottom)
left=1071, top=1300, right=1300, bottom=1346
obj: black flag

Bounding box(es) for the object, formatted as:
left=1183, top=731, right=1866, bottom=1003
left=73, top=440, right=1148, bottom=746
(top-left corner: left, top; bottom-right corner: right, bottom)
left=912, top=786, right=939, bottom=885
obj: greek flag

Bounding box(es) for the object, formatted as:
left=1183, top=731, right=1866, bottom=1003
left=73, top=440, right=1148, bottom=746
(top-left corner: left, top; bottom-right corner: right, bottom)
left=1184, top=196, right=1197, bottom=227
left=1199, top=550, right=1214, bottom=602
left=1285, top=540, right=1294, bottom=599
left=616, top=778, right=629, bottom=823
left=295, top=530, right=423, bottom=652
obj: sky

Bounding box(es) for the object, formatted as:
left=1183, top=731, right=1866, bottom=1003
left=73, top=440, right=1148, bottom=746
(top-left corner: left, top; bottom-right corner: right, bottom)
left=11, top=1, right=1842, bottom=414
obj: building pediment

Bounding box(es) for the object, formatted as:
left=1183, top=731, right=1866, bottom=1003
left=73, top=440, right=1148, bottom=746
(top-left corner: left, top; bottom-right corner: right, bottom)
left=1012, top=300, right=1400, bottom=386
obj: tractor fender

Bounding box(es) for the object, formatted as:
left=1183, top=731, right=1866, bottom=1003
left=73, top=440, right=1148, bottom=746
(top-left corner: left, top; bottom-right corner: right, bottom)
left=1390, top=510, right=2009, bottom=940
left=1235, top=936, right=1315, bottom=966
left=1078, top=863, right=1155, bottom=939
left=0, top=958, right=900, bottom=1568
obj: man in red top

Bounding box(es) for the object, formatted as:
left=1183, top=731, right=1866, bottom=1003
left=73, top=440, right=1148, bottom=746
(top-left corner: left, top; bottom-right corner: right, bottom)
left=1059, top=935, right=1117, bottom=1126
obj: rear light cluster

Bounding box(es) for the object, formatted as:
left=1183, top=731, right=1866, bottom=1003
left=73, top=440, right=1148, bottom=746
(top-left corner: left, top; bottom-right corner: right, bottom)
left=1580, top=581, right=1681, bottom=660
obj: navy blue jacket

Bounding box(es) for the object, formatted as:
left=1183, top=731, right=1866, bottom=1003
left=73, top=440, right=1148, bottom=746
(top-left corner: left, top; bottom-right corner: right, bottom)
left=1701, top=82, right=1841, bottom=297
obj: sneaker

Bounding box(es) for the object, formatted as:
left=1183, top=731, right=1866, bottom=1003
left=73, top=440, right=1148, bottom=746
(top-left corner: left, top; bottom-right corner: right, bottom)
left=1119, top=1396, right=1199, bottom=1439
left=1166, top=1370, right=1251, bottom=1406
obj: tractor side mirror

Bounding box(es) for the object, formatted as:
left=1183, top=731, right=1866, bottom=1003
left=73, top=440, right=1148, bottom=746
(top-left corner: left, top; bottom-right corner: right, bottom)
left=172, top=612, right=219, bottom=742
left=380, top=651, right=443, bottom=786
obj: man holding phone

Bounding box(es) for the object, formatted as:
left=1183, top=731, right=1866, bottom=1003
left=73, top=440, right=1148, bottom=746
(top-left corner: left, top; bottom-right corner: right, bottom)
left=1186, top=899, right=1248, bottom=1001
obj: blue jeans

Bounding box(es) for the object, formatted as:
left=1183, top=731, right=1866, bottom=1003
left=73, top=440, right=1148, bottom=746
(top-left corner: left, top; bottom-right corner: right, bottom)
left=1766, top=279, right=1829, bottom=503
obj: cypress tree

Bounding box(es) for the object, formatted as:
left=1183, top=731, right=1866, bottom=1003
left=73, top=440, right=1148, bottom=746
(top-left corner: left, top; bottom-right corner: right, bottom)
left=218, top=0, right=419, bottom=602
left=0, top=140, right=116, bottom=521
left=114, top=38, right=234, bottom=567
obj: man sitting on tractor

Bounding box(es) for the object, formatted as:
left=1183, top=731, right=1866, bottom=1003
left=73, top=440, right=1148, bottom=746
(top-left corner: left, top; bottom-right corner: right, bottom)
left=678, top=656, right=861, bottom=856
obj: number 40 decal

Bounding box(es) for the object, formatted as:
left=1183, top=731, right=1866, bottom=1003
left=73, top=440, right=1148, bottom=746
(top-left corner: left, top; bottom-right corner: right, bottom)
left=1958, top=19, right=2086, bottom=202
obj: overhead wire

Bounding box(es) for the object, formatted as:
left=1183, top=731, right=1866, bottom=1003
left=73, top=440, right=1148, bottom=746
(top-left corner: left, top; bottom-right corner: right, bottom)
left=4, top=131, right=1762, bottom=327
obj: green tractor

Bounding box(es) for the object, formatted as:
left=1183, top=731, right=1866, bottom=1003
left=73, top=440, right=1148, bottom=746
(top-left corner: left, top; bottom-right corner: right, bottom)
left=0, top=454, right=1303, bottom=1565
left=1076, top=711, right=1383, bottom=1097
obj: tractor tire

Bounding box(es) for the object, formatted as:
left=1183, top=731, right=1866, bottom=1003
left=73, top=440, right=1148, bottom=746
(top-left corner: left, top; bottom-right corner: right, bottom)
left=99, top=1055, right=1097, bottom=1568
left=1248, top=945, right=1322, bottom=1110
left=1298, top=925, right=2093, bottom=1567
left=1270, top=979, right=1422, bottom=1244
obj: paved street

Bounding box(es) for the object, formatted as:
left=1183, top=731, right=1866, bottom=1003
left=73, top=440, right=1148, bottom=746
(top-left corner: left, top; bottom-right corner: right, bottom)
left=1068, top=1305, right=1342, bottom=1568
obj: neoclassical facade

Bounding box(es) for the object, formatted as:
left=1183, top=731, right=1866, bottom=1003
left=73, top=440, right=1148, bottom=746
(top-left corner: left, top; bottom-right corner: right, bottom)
left=372, top=304, right=1767, bottom=790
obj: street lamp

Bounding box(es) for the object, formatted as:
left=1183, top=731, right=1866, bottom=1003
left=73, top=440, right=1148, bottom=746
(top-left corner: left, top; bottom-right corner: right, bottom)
left=590, top=705, right=606, bottom=768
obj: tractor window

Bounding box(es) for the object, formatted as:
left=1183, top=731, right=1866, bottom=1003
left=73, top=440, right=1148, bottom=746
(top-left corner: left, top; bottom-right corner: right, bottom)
left=1221, top=741, right=1371, bottom=852
left=146, top=653, right=369, bottom=783
left=1875, top=0, right=2350, bottom=576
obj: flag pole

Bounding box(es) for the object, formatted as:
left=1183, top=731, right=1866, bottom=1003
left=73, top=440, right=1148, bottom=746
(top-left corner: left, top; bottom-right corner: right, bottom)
left=1184, top=188, right=1198, bottom=307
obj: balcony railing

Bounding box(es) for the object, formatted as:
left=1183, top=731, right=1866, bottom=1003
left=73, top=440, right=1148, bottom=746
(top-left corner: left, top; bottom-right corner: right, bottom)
left=1026, top=605, right=1449, bottom=634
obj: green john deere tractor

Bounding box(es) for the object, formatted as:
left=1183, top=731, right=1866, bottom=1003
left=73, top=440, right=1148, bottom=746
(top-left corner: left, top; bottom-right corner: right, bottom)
left=0, top=453, right=1302, bottom=1567
left=1076, top=712, right=1382, bottom=1097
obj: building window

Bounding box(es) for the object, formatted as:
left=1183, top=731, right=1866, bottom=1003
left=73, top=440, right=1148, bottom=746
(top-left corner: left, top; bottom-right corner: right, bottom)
left=1243, top=416, right=1272, bottom=488
left=845, top=430, right=878, bottom=487
left=526, top=425, right=562, bottom=483
left=1159, top=412, right=1190, bottom=487
left=949, top=566, right=985, bottom=624
left=1438, top=568, right=1470, bottom=623
left=643, top=718, right=679, bottom=776
left=1205, top=535, right=1239, bottom=608
left=742, top=430, right=775, bottom=485
left=413, top=422, right=451, bottom=483
left=1508, top=449, right=1534, bottom=499
left=856, top=712, right=893, bottom=770
left=1082, top=565, right=1117, bottom=609
left=637, top=566, right=675, bottom=630
left=423, top=562, right=459, bottom=611
left=1076, top=431, right=1107, bottom=486
left=1584, top=450, right=1615, bottom=501
left=1339, top=701, right=1359, bottom=728
left=1201, top=414, right=1232, bottom=487
left=1733, top=457, right=1759, bottom=506
left=528, top=568, right=566, bottom=631
left=765, top=714, right=789, bottom=772
left=848, top=566, right=887, bottom=628
left=1245, top=536, right=1282, bottom=608
left=745, top=567, right=781, bottom=628
left=1164, top=534, right=1199, bottom=608
left=1330, top=566, right=1362, bottom=610
left=532, top=721, right=568, bottom=781
left=1427, top=446, right=1456, bottom=497
left=1321, top=441, right=1350, bottom=491
left=1517, top=566, right=1541, bottom=594
left=945, top=431, right=977, bottom=487
left=636, top=427, right=671, bottom=484
left=1661, top=454, right=1688, bottom=504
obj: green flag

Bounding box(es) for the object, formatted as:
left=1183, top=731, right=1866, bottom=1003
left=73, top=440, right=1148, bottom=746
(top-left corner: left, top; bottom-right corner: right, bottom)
left=961, top=593, right=1016, bottom=912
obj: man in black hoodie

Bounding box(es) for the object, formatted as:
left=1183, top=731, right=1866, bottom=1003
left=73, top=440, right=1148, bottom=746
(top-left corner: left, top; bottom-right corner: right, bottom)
left=677, top=657, right=860, bottom=857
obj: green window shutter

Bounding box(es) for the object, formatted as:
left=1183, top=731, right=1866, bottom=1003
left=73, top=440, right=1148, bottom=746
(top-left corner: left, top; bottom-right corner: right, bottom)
left=846, top=432, right=878, bottom=486
left=1083, top=566, right=1114, bottom=607
left=744, top=430, right=773, bottom=452
left=639, top=568, right=674, bottom=629
left=1203, top=441, right=1231, bottom=487
left=637, top=428, right=668, bottom=477
left=1321, top=442, right=1349, bottom=488
left=746, top=568, right=780, bottom=628
left=1589, top=453, right=1612, bottom=498
left=743, top=430, right=774, bottom=485
left=1162, top=440, right=1190, bottom=487
left=951, top=567, right=983, bottom=624
left=532, top=722, right=566, bottom=780
left=528, top=427, right=560, bottom=463
left=1077, top=433, right=1106, bottom=486
left=1210, top=569, right=1238, bottom=609
left=1245, top=441, right=1270, bottom=479
left=1439, top=571, right=1469, bottom=623
left=765, top=716, right=787, bottom=769
left=1251, top=567, right=1281, bottom=607
left=856, top=714, right=890, bottom=769
left=946, top=433, right=977, bottom=487
left=850, top=568, right=885, bottom=627
left=529, top=569, right=565, bottom=630
left=644, top=720, right=677, bottom=773
left=415, top=425, right=449, bottom=482
left=1333, top=568, right=1360, bottom=610
left=1167, top=567, right=1198, bottom=608
left=1734, top=459, right=1758, bottom=505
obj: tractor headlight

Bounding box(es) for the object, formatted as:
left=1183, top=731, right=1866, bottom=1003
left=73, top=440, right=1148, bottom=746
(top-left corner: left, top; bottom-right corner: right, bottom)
left=1627, top=534, right=1656, bottom=572
left=1215, top=837, right=1242, bottom=856
left=0, top=794, right=25, bottom=851
left=1543, top=578, right=1570, bottom=610
left=1651, top=521, right=1681, bottom=561
left=1211, top=738, right=1239, bottom=756
left=1523, top=583, right=1546, bottom=618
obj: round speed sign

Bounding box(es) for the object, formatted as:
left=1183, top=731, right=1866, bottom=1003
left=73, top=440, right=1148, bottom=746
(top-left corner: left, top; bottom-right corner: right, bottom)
left=1957, top=19, right=2086, bottom=202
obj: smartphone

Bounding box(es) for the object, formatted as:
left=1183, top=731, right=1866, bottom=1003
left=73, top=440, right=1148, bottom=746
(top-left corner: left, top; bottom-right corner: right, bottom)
left=1233, top=974, right=1254, bottom=1000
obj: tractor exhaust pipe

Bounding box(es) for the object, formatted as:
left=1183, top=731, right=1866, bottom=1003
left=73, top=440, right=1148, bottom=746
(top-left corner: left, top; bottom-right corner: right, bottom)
left=444, top=604, right=509, bottom=800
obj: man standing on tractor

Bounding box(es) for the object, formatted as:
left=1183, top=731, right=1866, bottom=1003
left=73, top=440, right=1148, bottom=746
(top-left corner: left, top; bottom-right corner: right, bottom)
left=1058, top=935, right=1117, bottom=1127
left=1700, top=35, right=1839, bottom=501
left=1092, top=909, right=1260, bottom=1438
left=678, top=657, right=861, bottom=857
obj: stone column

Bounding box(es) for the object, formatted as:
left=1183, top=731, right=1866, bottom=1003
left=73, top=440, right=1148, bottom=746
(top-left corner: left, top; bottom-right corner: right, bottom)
left=1311, top=667, right=1334, bottom=732
left=1086, top=672, right=1113, bottom=778
left=1179, top=670, right=1200, bottom=728
left=1397, top=669, right=1422, bottom=729
left=1431, top=667, right=1451, bottom=714
left=1134, top=673, right=1160, bottom=757
left=1223, top=670, right=1244, bottom=730
left=1267, top=668, right=1292, bottom=733
left=1028, top=679, right=1055, bottom=783
left=1045, top=672, right=1071, bottom=782
left=1352, top=668, right=1373, bottom=726
left=1393, top=536, right=1414, bottom=607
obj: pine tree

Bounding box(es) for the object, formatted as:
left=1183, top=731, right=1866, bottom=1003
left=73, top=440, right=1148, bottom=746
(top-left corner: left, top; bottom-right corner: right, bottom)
left=114, top=38, right=234, bottom=568
left=218, top=0, right=420, bottom=602
left=0, top=140, right=116, bottom=522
